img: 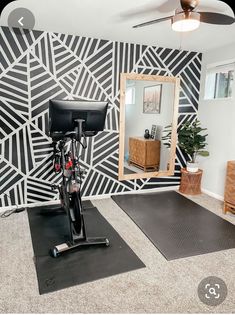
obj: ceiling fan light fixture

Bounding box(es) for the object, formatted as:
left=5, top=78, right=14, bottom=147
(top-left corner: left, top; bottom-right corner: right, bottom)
left=172, top=11, right=200, bottom=32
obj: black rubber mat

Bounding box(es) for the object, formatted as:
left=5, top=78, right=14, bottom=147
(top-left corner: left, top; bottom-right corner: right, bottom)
left=82, top=199, right=95, bottom=209
left=27, top=203, right=145, bottom=294
left=112, top=191, right=235, bottom=260
left=124, top=167, right=136, bottom=175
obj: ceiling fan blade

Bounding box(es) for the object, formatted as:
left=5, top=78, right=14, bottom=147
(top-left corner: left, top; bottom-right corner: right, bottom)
left=199, top=11, right=235, bottom=25
left=133, top=16, right=173, bottom=29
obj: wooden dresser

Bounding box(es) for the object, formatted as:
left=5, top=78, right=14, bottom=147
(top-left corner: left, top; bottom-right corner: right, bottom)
left=129, top=137, right=160, bottom=172
left=224, top=161, right=235, bottom=214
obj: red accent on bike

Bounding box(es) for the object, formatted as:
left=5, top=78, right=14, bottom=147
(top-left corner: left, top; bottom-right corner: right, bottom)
left=65, top=160, right=73, bottom=170
left=55, top=163, right=61, bottom=172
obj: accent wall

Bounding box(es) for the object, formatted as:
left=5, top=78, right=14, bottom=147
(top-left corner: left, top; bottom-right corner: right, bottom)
left=0, top=26, right=202, bottom=207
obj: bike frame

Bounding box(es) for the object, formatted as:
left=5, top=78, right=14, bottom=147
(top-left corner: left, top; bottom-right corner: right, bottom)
left=51, top=121, right=109, bottom=257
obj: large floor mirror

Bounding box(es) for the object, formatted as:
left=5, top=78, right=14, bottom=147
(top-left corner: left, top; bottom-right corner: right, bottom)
left=119, top=73, right=180, bottom=181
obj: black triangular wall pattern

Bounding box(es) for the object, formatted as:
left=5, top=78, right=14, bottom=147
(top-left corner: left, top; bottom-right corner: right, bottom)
left=0, top=26, right=202, bottom=207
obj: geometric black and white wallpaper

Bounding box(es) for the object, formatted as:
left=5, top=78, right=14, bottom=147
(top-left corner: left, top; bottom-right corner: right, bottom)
left=0, top=26, right=202, bottom=207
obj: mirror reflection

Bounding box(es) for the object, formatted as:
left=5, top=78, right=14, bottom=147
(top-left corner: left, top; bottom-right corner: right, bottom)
left=119, top=74, right=180, bottom=180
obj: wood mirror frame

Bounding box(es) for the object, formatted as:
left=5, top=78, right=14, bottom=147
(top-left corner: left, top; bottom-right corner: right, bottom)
left=118, top=73, right=180, bottom=181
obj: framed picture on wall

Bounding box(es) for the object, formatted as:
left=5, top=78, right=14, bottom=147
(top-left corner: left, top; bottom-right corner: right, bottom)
left=143, top=84, right=162, bottom=114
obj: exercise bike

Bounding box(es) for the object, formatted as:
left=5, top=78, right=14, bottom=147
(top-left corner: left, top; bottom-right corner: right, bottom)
left=49, top=100, right=110, bottom=257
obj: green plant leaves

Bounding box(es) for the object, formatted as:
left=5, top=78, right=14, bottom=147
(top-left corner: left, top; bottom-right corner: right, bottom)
left=198, top=150, right=210, bottom=157
left=162, top=119, right=209, bottom=162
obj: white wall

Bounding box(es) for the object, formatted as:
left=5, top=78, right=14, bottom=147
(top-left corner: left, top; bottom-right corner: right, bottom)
left=198, top=42, right=235, bottom=199
left=125, top=80, right=174, bottom=170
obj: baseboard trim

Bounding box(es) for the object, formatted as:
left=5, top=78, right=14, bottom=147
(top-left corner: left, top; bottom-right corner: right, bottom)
left=0, top=187, right=225, bottom=213
left=202, top=188, right=224, bottom=201
left=0, top=185, right=179, bottom=213
left=83, top=185, right=180, bottom=200
left=0, top=200, right=60, bottom=214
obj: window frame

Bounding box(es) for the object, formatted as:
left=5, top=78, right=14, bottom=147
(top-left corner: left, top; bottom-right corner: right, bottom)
left=204, top=59, right=235, bottom=101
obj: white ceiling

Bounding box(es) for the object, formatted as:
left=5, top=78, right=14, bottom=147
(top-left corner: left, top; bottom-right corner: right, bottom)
left=1, top=0, right=235, bottom=53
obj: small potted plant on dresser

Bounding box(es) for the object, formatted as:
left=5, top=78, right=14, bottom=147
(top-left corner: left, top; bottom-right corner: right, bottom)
left=177, top=119, right=209, bottom=172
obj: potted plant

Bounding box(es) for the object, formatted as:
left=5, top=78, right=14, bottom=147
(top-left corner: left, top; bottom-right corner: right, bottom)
left=178, top=119, right=209, bottom=172
left=162, top=119, right=209, bottom=172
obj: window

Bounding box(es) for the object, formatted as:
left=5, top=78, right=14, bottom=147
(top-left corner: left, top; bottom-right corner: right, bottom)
left=204, top=62, right=235, bottom=100
left=125, top=86, right=135, bottom=105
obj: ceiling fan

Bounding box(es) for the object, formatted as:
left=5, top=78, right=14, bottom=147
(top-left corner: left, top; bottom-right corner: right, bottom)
left=132, top=0, right=235, bottom=32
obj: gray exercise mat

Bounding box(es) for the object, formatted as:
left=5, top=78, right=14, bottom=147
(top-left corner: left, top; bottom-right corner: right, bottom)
left=27, top=203, right=145, bottom=294
left=112, top=191, right=235, bottom=260
left=124, top=167, right=136, bottom=175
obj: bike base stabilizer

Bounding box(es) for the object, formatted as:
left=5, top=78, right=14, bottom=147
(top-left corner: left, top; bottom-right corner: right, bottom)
left=51, top=237, right=109, bottom=258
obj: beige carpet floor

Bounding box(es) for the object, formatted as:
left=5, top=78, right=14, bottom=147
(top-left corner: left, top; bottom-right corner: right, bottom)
left=0, top=191, right=235, bottom=313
